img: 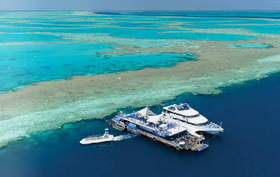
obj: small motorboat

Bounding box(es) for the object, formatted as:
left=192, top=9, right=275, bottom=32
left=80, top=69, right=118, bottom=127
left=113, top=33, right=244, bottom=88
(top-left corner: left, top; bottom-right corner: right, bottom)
left=80, top=128, right=114, bottom=145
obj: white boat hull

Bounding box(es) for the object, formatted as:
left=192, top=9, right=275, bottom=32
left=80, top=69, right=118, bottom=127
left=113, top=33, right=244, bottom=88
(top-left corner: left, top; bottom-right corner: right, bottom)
left=164, top=112, right=223, bottom=137
left=205, top=130, right=223, bottom=135
left=168, top=119, right=223, bottom=137
left=80, top=136, right=114, bottom=145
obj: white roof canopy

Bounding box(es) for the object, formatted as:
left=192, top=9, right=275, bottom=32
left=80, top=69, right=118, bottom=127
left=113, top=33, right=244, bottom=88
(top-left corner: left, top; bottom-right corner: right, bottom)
left=147, top=114, right=164, bottom=124
left=137, top=107, right=156, bottom=117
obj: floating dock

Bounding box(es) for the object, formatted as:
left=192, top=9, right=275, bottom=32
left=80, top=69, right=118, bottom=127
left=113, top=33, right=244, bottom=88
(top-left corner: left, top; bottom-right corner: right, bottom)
left=126, top=126, right=208, bottom=151
left=111, top=107, right=209, bottom=151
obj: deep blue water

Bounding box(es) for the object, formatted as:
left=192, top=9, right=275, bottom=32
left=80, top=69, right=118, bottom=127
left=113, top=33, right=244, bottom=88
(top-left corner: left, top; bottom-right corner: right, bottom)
left=1, top=73, right=280, bottom=177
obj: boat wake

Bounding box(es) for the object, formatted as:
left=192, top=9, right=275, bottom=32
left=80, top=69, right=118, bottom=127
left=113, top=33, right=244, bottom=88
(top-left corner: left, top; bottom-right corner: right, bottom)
left=113, top=134, right=137, bottom=141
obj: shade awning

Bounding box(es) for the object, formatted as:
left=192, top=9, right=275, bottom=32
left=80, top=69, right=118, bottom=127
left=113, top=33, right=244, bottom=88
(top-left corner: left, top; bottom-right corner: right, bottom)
left=137, top=107, right=156, bottom=117
left=147, top=114, right=163, bottom=124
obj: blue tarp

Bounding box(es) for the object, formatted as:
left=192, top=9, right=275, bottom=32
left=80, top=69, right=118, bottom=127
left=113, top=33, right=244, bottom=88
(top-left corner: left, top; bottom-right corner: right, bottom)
left=127, top=123, right=137, bottom=130
left=196, top=144, right=209, bottom=151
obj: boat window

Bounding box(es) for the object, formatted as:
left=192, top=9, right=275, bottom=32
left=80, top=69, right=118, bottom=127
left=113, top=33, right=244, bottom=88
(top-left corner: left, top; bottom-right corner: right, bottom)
left=182, top=104, right=190, bottom=110
left=177, top=106, right=183, bottom=111
left=169, top=106, right=175, bottom=111
left=177, top=104, right=190, bottom=111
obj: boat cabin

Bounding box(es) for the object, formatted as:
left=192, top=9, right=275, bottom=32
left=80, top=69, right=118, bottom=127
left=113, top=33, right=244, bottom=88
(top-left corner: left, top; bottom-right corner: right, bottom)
left=163, top=103, right=208, bottom=125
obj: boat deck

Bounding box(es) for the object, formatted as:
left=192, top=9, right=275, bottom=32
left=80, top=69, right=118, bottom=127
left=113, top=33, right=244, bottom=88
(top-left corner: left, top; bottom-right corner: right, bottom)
left=126, top=126, right=207, bottom=151
left=112, top=108, right=209, bottom=152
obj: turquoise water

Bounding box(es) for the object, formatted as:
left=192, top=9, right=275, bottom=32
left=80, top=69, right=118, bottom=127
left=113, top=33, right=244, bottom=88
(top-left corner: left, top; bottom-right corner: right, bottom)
left=102, top=11, right=280, bottom=19
left=0, top=11, right=271, bottom=93
left=110, top=22, right=165, bottom=28
left=1, top=11, right=280, bottom=93
left=97, top=11, right=280, bottom=34
left=0, top=42, right=196, bottom=92
left=2, top=22, right=86, bottom=28
left=0, top=26, right=259, bottom=40
left=1, top=12, right=267, bottom=37
left=0, top=33, right=65, bottom=42
left=111, top=29, right=259, bottom=40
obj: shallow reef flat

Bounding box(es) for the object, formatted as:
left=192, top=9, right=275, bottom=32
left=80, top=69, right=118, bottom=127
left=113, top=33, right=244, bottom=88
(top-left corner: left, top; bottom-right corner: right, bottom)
left=1, top=12, right=280, bottom=147
left=0, top=40, right=198, bottom=92
left=1, top=40, right=280, bottom=148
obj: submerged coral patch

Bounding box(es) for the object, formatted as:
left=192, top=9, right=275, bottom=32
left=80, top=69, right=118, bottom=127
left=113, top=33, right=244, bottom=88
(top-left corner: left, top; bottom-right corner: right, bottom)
left=227, top=43, right=272, bottom=49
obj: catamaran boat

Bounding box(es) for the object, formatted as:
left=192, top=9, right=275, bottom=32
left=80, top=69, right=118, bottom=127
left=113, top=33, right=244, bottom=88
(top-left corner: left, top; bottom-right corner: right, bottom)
left=111, top=107, right=209, bottom=151
left=162, top=103, right=223, bottom=138
left=80, top=128, right=114, bottom=145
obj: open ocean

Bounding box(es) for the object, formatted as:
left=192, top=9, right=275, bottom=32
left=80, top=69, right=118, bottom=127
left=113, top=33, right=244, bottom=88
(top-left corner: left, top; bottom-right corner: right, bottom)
left=1, top=11, right=280, bottom=177
left=0, top=73, right=280, bottom=177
